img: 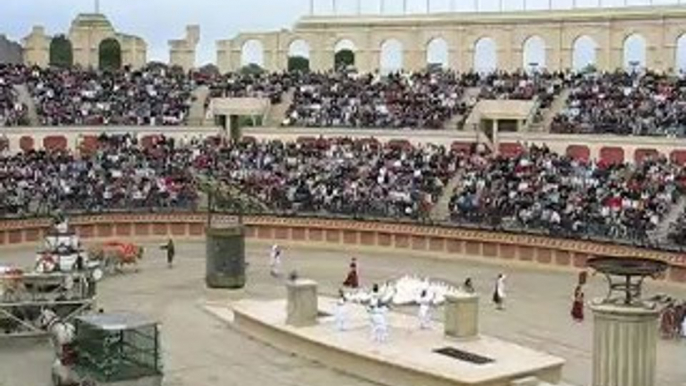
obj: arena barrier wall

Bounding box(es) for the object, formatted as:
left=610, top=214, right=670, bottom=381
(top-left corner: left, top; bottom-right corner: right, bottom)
left=1, top=213, right=684, bottom=284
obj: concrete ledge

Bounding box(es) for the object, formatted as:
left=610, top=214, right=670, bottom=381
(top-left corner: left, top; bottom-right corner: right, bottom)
left=208, top=299, right=566, bottom=386
left=0, top=213, right=684, bottom=284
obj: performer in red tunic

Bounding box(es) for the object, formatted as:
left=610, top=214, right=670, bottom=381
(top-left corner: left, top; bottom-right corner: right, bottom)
left=660, top=304, right=677, bottom=339
left=571, top=285, right=585, bottom=322
left=343, top=258, right=359, bottom=288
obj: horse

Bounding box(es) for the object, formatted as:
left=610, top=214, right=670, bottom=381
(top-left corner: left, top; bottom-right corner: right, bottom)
left=37, top=309, right=80, bottom=386
left=88, top=241, right=144, bottom=275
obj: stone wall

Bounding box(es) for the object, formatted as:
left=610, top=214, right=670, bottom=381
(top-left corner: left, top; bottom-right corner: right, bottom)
left=217, top=5, right=686, bottom=73
left=1, top=213, right=684, bottom=284
left=0, top=35, right=23, bottom=64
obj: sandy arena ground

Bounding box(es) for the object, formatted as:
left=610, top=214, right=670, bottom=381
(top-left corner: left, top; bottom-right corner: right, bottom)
left=0, top=240, right=685, bottom=386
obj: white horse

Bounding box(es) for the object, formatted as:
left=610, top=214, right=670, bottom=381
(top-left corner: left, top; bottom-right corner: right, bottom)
left=38, top=309, right=79, bottom=386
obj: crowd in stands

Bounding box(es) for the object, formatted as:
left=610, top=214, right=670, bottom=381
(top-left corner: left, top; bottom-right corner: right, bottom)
left=207, top=71, right=294, bottom=104
left=282, top=71, right=470, bottom=129
left=198, top=137, right=456, bottom=218
left=3, top=134, right=686, bottom=247
left=0, top=64, right=28, bottom=127
left=0, top=135, right=454, bottom=220
left=0, top=134, right=198, bottom=216
left=551, top=71, right=686, bottom=137
left=26, top=64, right=195, bottom=126
left=467, top=70, right=567, bottom=109
left=449, top=144, right=685, bottom=243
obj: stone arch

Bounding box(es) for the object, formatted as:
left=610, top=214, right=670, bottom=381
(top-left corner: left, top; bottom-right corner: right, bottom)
left=572, top=35, right=598, bottom=72
left=623, top=33, right=647, bottom=72
left=241, top=39, right=265, bottom=68
left=334, top=38, right=357, bottom=70
left=98, top=38, right=121, bottom=71
left=49, top=35, right=73, bottom=68
left=676, top=34, right=686, bottom=74
left=522, top=35, right=546, bottom=72
left=473, top=37, right=497, bottom=73
left=426, top=37, right=449, bottom=69
left=380, top=39, right=404, bottom=74
left=288, top=39, right=311, bottom=72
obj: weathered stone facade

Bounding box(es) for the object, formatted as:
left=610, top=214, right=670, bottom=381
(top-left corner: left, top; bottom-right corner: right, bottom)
left=216, top=5, right=686, bottom=73
left=169, top=25, right=200, bottom=70
left=0, top=35, right=23, bottom=64
left=22, top=13, right=146, bottom=69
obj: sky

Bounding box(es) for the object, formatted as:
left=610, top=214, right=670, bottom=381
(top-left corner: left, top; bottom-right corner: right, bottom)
left=0, top=0, right=682, bottom=66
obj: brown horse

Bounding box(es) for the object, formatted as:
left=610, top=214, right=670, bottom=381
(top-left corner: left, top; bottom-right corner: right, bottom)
left=88, top=241, right=144, bottom=275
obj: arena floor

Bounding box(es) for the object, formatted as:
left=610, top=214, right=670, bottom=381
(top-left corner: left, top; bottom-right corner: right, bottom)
left=1, top=241, right=685, bottom=386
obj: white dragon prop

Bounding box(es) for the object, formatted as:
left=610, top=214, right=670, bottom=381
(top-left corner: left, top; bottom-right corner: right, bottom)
left=344, top=275, right=462, bottom=306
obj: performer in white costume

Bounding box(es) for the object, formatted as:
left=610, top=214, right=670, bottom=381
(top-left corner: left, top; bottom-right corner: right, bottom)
left=269, top=244, right=282, bottom=277
left=493, top=274, right=506, bottom=310
left=334, top=290, right=348, bottom=332
left=417, top=289, right=433, bottom=330
left=368, top=284, right=389, bottom=343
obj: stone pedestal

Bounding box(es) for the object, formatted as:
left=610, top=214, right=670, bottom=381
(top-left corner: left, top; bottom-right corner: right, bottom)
left=591, top=303, right=659, bottom=386
left=205, top=226, right=245, bottom=289
left=444, top=293, right=479, bottom=339
left=286, top=279, right=318, bottom=327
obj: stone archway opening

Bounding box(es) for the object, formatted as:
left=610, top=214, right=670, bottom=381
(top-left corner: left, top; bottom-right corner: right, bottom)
left=473, top=37, right=497, bottom=74
left=426, top=37, right=449, bottom=70
left=522, top=35, right=546, bottom=73
left=241, top=39, right=265, bottom=71
left=676, top=34, right=686, bottom=74
left=623, top=33, right=647, bottom=73
left=288, top=39, right=311, bottom=72
left=380, top=39, right=404, bottom=74
left=49, top=35, right=73, bottom=68
left=98, top=38, right=121, bottom=71
left=572, top=35, right=598, bottom=72
left=334, top=39, right=356, bottom=71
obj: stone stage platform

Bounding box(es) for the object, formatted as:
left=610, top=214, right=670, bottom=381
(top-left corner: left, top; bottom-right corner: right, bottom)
left=205, top=298, right=574, bottom=386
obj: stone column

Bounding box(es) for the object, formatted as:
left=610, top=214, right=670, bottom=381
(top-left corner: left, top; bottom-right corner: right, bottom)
left=286, top=279, right=318, bottom=327
left=444, top=293, right=479, bottom=339
left=591, top=303, right=659, bottom=386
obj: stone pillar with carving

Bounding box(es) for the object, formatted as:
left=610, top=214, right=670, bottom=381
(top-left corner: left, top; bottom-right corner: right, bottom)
left=591, top=304, right=659, bottom=386
left=587, top=255, right=667, bottom=386
left=169, top=25, right=199, bottom=70
left=286, top=279, right=318, bottom=327
left=444, top=292, right=479, bottom=339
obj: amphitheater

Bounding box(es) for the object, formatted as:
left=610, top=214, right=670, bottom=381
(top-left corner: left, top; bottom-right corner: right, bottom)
left=1, top=2, right=686, bottom=386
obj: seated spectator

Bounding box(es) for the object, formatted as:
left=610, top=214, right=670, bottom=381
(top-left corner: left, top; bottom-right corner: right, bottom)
left=551, top=70, right=686, bottom=137
left=26, top=64, right=195, bottom=126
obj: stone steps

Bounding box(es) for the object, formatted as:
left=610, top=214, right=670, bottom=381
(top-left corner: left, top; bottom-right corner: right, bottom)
left=531, top=88, right=570, bottom=133
left=649, top=196, right=686, bottom=244
left=430, top=171, right=463, bottom=221
left=13, top=84, right=39, bottom=126
left=264, top=90, right=294, bottom=128
left=187, top=85, right=210, bottom=126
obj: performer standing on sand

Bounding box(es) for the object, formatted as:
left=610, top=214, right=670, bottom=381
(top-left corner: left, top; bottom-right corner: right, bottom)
left=417, top=289, right=433, bottom=330
left=368, top=284, right=389, bottom=343
left=335, top=289, right=348, bottom=332
left=343, top=257, right=359, bottom=288
left=492, top=274, right=506, bottom=310
left=571, top=284, right=585, bottom=322
left=269, top=244, right=282, bottom=277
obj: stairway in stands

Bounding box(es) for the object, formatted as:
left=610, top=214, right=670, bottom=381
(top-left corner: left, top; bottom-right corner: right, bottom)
left=649, top=196, right=686, bottom=244
left=444, top=87, right=481, bottom=130
left=527, top=88, right=570, bottom=133
left=14, top=84, right=39, bottom=126
left=187, top=85, right=210, bottom=126
left=264, top=90, right=294, bottom=128
left=430, top=171, right=464, bottom=222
